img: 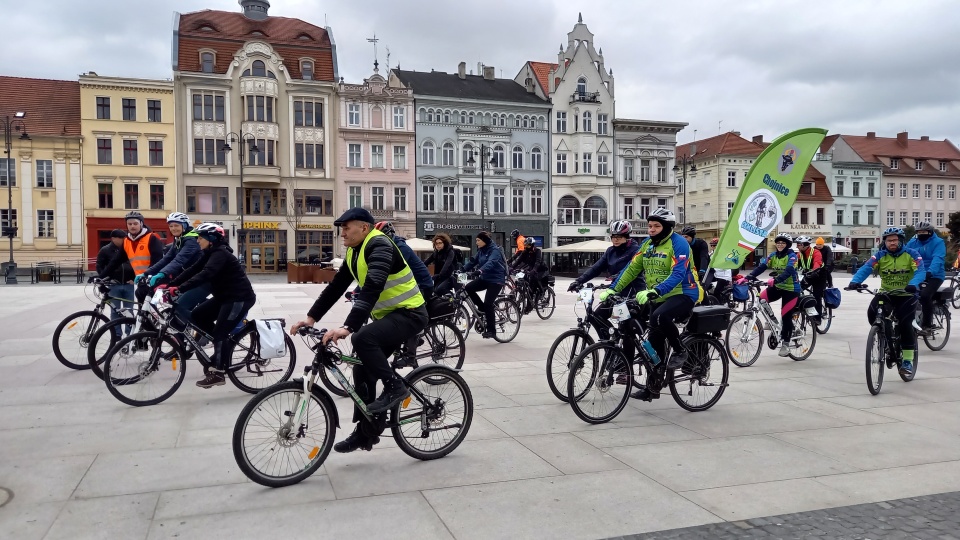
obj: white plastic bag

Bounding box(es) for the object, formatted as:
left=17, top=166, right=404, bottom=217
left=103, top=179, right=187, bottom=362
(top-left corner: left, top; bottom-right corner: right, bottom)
left=255, top=319, right=286, bottom=359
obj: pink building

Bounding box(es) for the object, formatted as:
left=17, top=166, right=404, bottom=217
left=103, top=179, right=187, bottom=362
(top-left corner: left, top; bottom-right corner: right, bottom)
left=336, top=65, right=416, bottom=247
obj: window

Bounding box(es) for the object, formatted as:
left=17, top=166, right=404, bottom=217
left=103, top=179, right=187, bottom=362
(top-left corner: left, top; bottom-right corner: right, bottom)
left=421, top=185, right=435, bottom=211
left=640, top=159, right=651, bottom=182
left=836, top=209, right=844, bottom=225
left=925, top=184, right=932, bottom=198
left=556, top=153, right=567, bottom=174
left=245, top=95, right=275, bottom=122
left=924, top=211, right=932, bottom=223
left=393, top=146, right=407, bottom=169
left=150, top=185, right=164, bottom=210
left=148, top=141, right=163, bottom=166
left=900, top=183, right=908, bottom=198
left=201, top=52, right=215, bottom=73
left=98, top=184, right=113, bottom=209
left=421, top=141, right=435, bottom=165
left=348, top=144, right=362, bottom=168
left=244, top=188, right=286, bottom=215
left=891, top=157, right=900, bottom=169
left=441, top=143, right=454, bottom=166
left=36, top=210, right=54, bottom=238
left=487, top=145, right=503, bottom=169
left=96, top=97, right=110, bottom=119
left=147, top=100, right=161, bottom=122
left=951, top=186, right=957, bottom=199
left=799, top=182, right=813, bottom=195
left=887, top=182, right=894, bottom=197
left=555, top=111, right=567, bottom=133
left=512, top=188, right=524, bottom=213
left=370, top=144, right=386, bottom=169
left=899, top=212, right=907, bottom=226
left=531, top=148, right=543, bottom=171
left=937, top=212, right=945, bottom=227
left=582, top=152, right=592, bottom=174
left=0, top=159, right=15, bottom=187
left=940, top=161, right=948, bottom=172
left=348, top=104, right=360, bottom=126
left=624, top=159, right=634, bottom=182
left=393, top=106, right=405, bottom=129
left=597, top=114, right=608, bottom=135
left=657, top=161, right=667, bottom=183
left=124, top=183, right=139, bottom=209
left=598, top=154, right=609, bottom=176
left=783, top=208, right=792, bottom=224
left=35, top=160, right=53, bottom=188
left=295, top=231, right=334, bottom=264
left=727, top=170, right=736, bottom=187
left=371, top=186, right=385, bottom=210
left=836, top=181, right=844, bottom=196
left=639, top=198, right=650, bottom=219
left=193, top=139, right=226, bottom=166
left=678, top=176, right=684, bottom=194
left=295, top=143, right=324, bottom=169
left=462, top=187, right=475, bottom=213
left=912, top=183, right=920, bottom=198
left=582, top=112, right=592, bottom=132
left=493, top=188, right=505, bottom=213
left=852, top=181, right=860, bottom=197
left=192, top=93, right=225, bottom=121
left=301, top=60, right=314, bottom=80
left=293, top=99, right=323, bottom=127
left=186, top=186, right=228, bottom=213
left=512, top=146, right=523, bottom=169
left=678, top=206, right=685, bottom=223
left=583, top=195, right=608, bottom=224
left=348, top=186, right=362, bottom=208
left=867, top=210, right=875, bottom=225
left=435, top=185, right=452, bottom=212
left=800, top=207, right=809, bottom=224
left=937, top=185, right=944, bottom=199
left=886, top=211, right=895, bottom=226
left=915, top=159, right=924, bottom=171
left=816, top=208, right=824, bottom=224
left=122, top=140, right=138, bottom=165
left=394, top=187, right=407, bottom=211
left=531, top=188, right=543, bottom=214
left=251, top=60, right=266, bottom=77
left=122, top=98, right=136, bottom=121
left=912, top=211, right=920, bottom=223
left=726, top=201, right=735, bottom=217
left=623, top=197, right=634, bottom=220
left=868, top=182, right=875, bottom=198
left=468, top=112, right=475, bottom=125
left=246, top=139, right=275, bottom=166
left=576, top=78, right=586, bottom=96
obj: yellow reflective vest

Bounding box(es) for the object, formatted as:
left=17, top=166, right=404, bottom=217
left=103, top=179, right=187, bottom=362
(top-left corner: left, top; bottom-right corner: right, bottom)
left=345, top=229, right=424, bottom=319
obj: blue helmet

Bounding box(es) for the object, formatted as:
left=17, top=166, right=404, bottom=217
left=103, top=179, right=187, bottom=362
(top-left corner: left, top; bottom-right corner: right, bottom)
left=882, top=227, right=905, bottom=240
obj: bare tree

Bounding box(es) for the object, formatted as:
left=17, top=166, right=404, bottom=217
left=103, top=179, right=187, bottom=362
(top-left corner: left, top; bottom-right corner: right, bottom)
left=283, top=178, right=305, bottom=231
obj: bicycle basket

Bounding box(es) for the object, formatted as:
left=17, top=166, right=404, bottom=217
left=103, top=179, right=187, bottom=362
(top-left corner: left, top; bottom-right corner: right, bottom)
left=427, top=294, right=457, bottom=320
left=732, top=282, right=750, bottom=302
left=824, top=287, right=841, bottom=309
left=686, top=306, right=731, bottom=334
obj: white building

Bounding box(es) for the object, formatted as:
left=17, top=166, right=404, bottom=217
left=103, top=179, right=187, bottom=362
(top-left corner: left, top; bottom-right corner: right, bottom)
left=612, top=119, right=687, bottom=231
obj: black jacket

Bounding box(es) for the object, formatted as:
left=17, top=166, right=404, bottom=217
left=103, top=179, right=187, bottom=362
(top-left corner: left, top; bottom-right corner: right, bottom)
left=171, top=244, right=255, bottom=302
left=98, top=227, right=165, bottom=279
left=690, top=237, right=710, bottom=275
left=425, top=245, right=457, bottom=285
left=96, top=243, right=134, bottom=283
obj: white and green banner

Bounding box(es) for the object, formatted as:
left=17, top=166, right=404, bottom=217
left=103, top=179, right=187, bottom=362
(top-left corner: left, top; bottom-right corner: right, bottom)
left=710, top=127, right=828, bottom=269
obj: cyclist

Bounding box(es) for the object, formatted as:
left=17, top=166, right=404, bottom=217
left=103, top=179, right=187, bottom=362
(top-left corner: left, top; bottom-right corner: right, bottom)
left=166, top=223, right=257, bottom=388
left=567, top=220, right=642, bottom=337
left=98, top=211, right=165, bottom=288
left=905, top=221, right=946, bottom=335
left=512, top=237, right=549, bottom=310
left=846, top=227, right=926, bottom=376
left=462, top=231, right=507, bottom=339
left=291, top=208, right=427, bottom=453
left=813, top=237, right=834, bottom=287
left=425, top=233, right=457, bottom=297
left=507, top=228, right=526, bottom=267
left=95, top=229, right=135, bottom=333
left=137, top=212, right=206, bottom=328
left=374, top=221, right=434, bottom=301
left=599, top=208, right=700, bottom=401
left=744, top=233, right=801, bottom=357
left=796, top=235, right=825, bottom=319
left=679, top=225, right=710, bottom=281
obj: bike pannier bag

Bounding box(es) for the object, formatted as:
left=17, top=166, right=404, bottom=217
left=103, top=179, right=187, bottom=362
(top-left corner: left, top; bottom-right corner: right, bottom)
left=255, top=319, right=286, bottom=359
left=546, top=275, right=556, bottom=287
left=732, top=282, right=750, bottom=302
left=824, top=287, right=841, bottom=309
left=799, top=295, right=820, bottom=318
left=428, top=294, right=457, bottom=320
left=686, top=306, right=731, bottom=334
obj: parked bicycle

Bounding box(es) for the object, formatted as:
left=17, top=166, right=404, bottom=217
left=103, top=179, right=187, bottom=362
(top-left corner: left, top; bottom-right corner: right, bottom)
left=449, top=272, right=521, bottom=342
left=724, top=279, right=818, bottom=367
left=852, top=285, right=919, bottom=395
left=53, top=278, right=136, bottom=370
left=232, top=325, right=474, bottom=487
left=916, top=280, right=952, bottom=351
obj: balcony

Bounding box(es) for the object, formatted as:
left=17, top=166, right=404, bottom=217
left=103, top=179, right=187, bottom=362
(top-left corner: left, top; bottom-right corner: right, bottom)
left=364, top=206, right=394, bottom=220
left=240, top=77, right=279, bottom=98
left=570, top=91, right=601, bottom=104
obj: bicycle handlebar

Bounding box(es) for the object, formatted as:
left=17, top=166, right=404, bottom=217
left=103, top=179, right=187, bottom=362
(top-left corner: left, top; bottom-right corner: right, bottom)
left=297, top=326, right=326, bottom=337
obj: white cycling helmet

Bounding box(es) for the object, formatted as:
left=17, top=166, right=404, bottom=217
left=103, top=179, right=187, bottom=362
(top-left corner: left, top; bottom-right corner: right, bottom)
left=609, top=220, right=632, bottom=236
left=646, top=207, right=676, bottom=226
left=166, top=212, right=190, bottom=225
left=195, top=222, right=225, bottom=243
left=795, top=235, right=812, bottom=245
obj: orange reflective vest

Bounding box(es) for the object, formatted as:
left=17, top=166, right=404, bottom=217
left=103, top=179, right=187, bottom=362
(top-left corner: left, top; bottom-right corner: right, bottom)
left=516, top=235, right=526, bottom=252
left=124, top=233, right=158, bottom=276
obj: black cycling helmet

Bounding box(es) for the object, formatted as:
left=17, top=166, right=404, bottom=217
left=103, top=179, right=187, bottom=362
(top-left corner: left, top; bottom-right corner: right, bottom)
left=511, top=229, right=520, bottom=238
left=679, top=225, right=696, bottom=237
left=124, top=211, right=144, bottom=223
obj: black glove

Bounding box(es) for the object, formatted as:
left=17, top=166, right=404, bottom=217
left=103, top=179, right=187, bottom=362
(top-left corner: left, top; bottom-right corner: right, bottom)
left=844, top=283, right=861, bottom=291
left=567, top=281, right=580, bottom=292
left=905, top=284, right=917, bottom=294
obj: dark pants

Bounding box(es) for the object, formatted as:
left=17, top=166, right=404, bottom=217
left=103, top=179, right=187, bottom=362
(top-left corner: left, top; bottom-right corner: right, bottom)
left=434, top=277, right=454, bottom=297
left=868, top=294, right=917, bottom=351
left=824, top=269, right=834, bottom=288
left=173, top=284, right=211, bottom=330
left=350, top=306, right=429, bottom=433
left=647, top=295, right=695, bottom=363
left=191, top=297, right=256, bottom=370
left=465, top=279, right=504, bottom=334
left=108, top=283, right=135, bottom=337
left=807, top=277, right=827, bottom=317
left=919, top=278, right=944, bottom=327
left=404, top=289, right=431, bottom=359
left=712, top=278, right=730, bottom=305
left=763, top=287, right=800, bottom=341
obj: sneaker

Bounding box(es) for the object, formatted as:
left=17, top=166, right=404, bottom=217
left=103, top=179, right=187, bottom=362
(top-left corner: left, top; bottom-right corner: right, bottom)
left=333, top=427, right=380, bottom=453
left=778, top=344, right=791, bottom=357
left=196, top=371, right=225, bottom=388
left=899, top=362, right=914, bottom=376
left=667, top=350, right=688, bottom=370
left=630, top=387, right=659, bottom=401
left=368, top=377, right=411, bottom=413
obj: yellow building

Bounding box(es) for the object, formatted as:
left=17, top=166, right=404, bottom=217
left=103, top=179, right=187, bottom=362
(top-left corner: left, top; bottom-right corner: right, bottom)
left=79, top=73, right=177, bottom=263
left=0, top=76, right=84, bottom=280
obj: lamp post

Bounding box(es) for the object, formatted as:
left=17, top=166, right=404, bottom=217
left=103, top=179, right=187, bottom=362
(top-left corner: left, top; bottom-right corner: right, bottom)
left=220, top=132, right=259, bottom=232
left=672, top=153, right=697, bottom=228
left=2, top=112, right=28, bottom=285
left=465, top=144, right=498, bottom=222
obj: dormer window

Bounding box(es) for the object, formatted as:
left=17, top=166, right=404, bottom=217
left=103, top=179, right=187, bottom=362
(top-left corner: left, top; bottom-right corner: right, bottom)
left=297, top=33, right=314, bottom=41
left=198, top=25, right=216, bottom=32
left=200, top=52, right=215, bottom=73
left=301, top=60, right=314, bottom=80
left=891, top=157, right=900, bottom=169
left=250, top=31, right=264, bottom=36
left=252, top=60, right=266, bottom=77
left=915, top=159, right=924, bottom=171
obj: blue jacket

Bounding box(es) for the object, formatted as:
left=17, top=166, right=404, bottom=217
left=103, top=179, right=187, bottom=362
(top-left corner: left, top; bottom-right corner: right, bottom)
left=463, top=242, right=506, bottom=285
left=905, top=234, right=946, bottom=280
left=146, top=229, right=202, bottom=279
left=394, top=236, right=434, bottom=293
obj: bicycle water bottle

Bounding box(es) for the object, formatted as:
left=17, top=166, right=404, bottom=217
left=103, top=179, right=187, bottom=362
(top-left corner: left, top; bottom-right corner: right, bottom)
left=640, top=339, right=661, bottom=366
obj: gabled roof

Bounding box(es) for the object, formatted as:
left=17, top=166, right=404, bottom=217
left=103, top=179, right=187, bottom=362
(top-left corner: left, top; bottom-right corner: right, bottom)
left=818, top=134, right=839, bottom=154
left=676, top=131, right=764, bottom=159
left=0, top=76, right=80, bottom=137
left=392, top=70, right=550, bottom=105
left=840, top=134, right=960, bottom=162
left=527, top=61, right=557, bottom=95
left=796, top=165, right=833, bottom=203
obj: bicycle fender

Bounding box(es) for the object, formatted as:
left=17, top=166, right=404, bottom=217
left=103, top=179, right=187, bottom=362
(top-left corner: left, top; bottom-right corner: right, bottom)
left=310, top=385, right=340, bottom=429
left=405, top=364, right=463, bottom=381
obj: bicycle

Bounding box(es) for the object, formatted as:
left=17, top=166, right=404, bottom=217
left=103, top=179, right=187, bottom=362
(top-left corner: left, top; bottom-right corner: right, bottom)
left=724, top=280, right=818, bottom=367
left=916, top=281, right=952, bottom=351
left=52, top=278, right=136, bottom=370
left=799, top=277, right=833, bottom=335
left=511, top=270, right=557, bottom=320
left=851, top=285, right=919, bottom=395
left=566, top=295, right=730, bottom=423
left=945, top=270, right=960, bottom=310
left=232, top=326, right=474, bottom=487
left=101, top=288, right=297, bottom=406
left=450, top=272, right=521, bottom=342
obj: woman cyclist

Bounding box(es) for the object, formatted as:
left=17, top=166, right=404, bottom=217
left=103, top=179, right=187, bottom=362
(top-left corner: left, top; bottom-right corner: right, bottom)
left=137, top=212, right=206, bottom=329
left=462, top=231, right=507, bottom=339
left=846, top=227, right=925, bottom=376
left=744, top=233, right=801, bottom=357
left=425, top=233, right=458, bottom=296
left=599, top=208, right=700, bottom=401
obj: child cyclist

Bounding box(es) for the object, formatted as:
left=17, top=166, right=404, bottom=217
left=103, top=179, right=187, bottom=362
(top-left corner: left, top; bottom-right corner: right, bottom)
left=846, top=227, right=926, bottom=376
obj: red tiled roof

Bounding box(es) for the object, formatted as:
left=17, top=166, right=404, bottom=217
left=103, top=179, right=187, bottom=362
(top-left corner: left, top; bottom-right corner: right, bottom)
left=527, top=61, right=557, bottom=95
left=796, top=165, right=833, bottom=203
left=177, top=10, right=335, bottom=81
left=676, top=131, right=765, bottom=159
left=0, top=77, right=80, bottom=137
left=837, top=134, right=960, bottom=177
left=818, top=134, right=839, bottom=154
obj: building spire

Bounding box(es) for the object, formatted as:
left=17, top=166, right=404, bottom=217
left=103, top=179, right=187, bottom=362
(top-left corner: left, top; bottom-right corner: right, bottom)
left=578, top=12, right=583, bottom=23
left=239, top=0, right=270, bottom=21
left=367, top=33, right=380, bottom=72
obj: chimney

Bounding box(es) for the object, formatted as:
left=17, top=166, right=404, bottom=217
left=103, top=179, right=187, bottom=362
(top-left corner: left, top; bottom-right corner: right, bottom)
left=921, top=135, right=930, bottom=141
left=457, top=62, right=466, bottom=80
left=897, top=131, right=909, bottom=147
left=866, top=132, right=876, bottom=139
left=478, top=62, right=483, bottom=77
left=752, top=135, right=764, bottom=144
left=483, top=65, right=495, bottom=80
left=239, top=0, right=270, bottom=21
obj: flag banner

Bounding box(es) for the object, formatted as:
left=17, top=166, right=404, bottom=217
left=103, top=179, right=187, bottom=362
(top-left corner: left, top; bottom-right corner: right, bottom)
left=710, top=127, right=828, bottom=269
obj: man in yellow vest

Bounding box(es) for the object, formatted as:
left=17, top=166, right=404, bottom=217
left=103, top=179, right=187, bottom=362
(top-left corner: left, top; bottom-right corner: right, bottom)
left=292, top=208, right=428, bottom=453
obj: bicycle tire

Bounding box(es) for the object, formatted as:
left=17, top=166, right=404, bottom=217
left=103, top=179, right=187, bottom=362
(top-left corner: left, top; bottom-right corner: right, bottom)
left=668, top=335, right=729, bottom=412
left=865, top=326, right=884, bottom=395
left=952, top=285, right=960, bottom=310
left=53, top=310, right=108, bottom=370
left=536, top=288, right=556, bottom=320
left=546, top=329, right=595, bottom=402
left=232, top=381, right=336, bottom=487
left=417, top=320, right=465, bottom=372
left=492, top=297, right=521, bottom=343
left=452, top=304, right=473, bottom=339
left=725, top=311, right=763, bottom=367
left=226, top=327, right=298, bottom=394
left=788, top=313, right=817, bottom=361
left=87, top=316, right=137, bottom=380
left=921, top=305, right=950, bottom=351
left=815, top=307, right=833, bottom=335
left=390, top=366, right=473, bottom=460
left=103, top=332, right=186, bottom=407
left=566, top=342, right=632, bottom=424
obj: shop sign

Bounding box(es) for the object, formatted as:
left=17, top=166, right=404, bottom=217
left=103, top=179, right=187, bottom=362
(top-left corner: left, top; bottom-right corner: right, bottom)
left=424, top=221, right=484, bottom=232
left=848, top=227, right=880, bottom=237
left=778, top=223, right=828, bottom=236
left=245, top=221, right=281, bottom=230
left=299, top=223, right=333, bottom=230
left=577, top=228, right=591, bottom=234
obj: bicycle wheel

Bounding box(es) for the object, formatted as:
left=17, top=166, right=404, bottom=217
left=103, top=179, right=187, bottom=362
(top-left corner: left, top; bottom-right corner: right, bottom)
left=669, top=335, right=729, bottom=412
left=815, top=307, right=833, bottom=334
left=725, top=311, right=763, bottom=367
left=103, top=332, right=186, bottom=406
left=536, top=288, right=556, bottom=320
left=417, top=320, right=465, bottom=372
left=452, top=304, right=472, bottom=339
left=546, top=329, right=595, bottom=402
left=390, top=366, right=473, bottom=460
left=922, top=305, right=950, bottom=351
left=566, top=342, right=632, bottom=424
left=788, top=313, right=817, bottom=361
left=87, top=317, right=136, bottom=380
left=491, top=297, right=521, bottom=343
left=952, top=285, right=960, bottom=310
left=233, top=381, right=336, bottom=487
left=52, top=310, right=108, bottom=370
left=226, top=326, right=298, bottom=394
left=865, top=326, right=884, bottom=395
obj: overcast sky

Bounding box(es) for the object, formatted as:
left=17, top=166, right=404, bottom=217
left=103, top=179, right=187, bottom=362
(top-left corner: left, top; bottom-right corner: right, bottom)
left=4, top=0, right=958, bottom=145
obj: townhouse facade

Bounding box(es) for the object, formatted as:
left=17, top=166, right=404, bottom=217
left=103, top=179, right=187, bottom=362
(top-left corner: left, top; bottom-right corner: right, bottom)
left=813, top=135, right=882, bottom=256
left=612, top=119, right=686, bottom=233
left=775, top=165, right=836, bottom=248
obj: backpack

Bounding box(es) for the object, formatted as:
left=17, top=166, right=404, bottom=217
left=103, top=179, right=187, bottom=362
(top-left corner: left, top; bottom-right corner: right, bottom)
left=824, top=287, right=842, bottom=309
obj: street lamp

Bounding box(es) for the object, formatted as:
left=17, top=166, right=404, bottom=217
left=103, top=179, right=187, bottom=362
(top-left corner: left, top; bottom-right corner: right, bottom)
left=220, top=132, right=259, bottom=231
left=2, top=112, right=28, bottom=285
left=673, top=153, right=697, bottom=228
left=465, top=144, right=498, bottom=222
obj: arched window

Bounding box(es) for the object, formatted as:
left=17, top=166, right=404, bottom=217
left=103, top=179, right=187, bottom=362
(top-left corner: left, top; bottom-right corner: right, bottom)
left=582, top=111, right=592, bottom=132
left=512, top=145, right=524, bottom=169
left=577, top=77, right=587, bottom=97
left=462, top=143, right=474, bottom=168
left=301, top=60, right=314, bottom=80
left=426, top=109, right=434, bottom=123
left=444, top=110, right=451, bottom=123
left=522, top=116, right=530, bottom=128
left=513, top=115, right=521, bottom=128
left=201, top=52, right=215, bottom=73
left=252, top=60, right=266, bottom=77
left=459, top=111, right=466, bottom=124
left=419, top=108, right=427, bottom=122
left=584, top=195, right=608, bottom=224
left=421, top=141, right=435, bottom=165
left=492, top=145, right=505, bottom=168
left=557, top=195, right=581, bottom=225
left=530, top=147, right=543, bottom=170
left=468, top=112, right=475, bottom=125
left=442, top=142, right=455, bottom=166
